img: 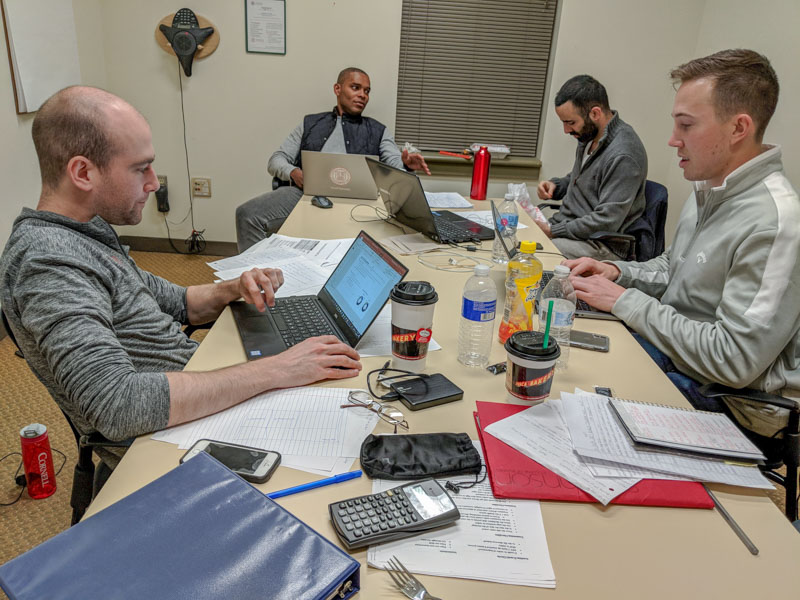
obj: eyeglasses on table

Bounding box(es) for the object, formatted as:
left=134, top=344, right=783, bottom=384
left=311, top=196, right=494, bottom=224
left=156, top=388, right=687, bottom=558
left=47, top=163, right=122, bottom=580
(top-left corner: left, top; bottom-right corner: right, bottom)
left=341, top=390, right=409, bottom=434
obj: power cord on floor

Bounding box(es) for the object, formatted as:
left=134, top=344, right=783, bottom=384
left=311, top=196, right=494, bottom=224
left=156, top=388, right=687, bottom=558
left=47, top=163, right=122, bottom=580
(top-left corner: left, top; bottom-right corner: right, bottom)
left=1, top=448, right=68, bottom=506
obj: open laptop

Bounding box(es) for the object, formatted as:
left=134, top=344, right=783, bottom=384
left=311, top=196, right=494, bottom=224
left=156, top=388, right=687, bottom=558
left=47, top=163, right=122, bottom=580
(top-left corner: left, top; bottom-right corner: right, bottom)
left=489, top=200, right=620, bottom=321
left=301, top=151, right=379, bottom=200
left=231, top=230, right=408, bottom=359
left=365, top=157, right=494, bottom=243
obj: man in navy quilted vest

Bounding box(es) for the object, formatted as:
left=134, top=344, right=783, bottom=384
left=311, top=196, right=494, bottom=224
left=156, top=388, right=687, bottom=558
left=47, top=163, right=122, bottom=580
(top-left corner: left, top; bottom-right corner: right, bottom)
left=235, top=67, right=429, bottom=251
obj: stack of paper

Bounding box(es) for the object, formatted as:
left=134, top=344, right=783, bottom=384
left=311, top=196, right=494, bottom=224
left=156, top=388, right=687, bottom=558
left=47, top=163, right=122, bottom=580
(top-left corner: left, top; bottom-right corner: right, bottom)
left=367, top=442, right=555, bottom=588
left=152, top=387, right=377, bottom=476
left=483, top=390, right=772, bottom=504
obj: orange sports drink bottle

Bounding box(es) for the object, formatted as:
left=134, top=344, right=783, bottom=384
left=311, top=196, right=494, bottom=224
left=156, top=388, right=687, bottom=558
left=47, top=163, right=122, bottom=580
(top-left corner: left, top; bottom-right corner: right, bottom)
left=498, top=241, right=543, bottom=343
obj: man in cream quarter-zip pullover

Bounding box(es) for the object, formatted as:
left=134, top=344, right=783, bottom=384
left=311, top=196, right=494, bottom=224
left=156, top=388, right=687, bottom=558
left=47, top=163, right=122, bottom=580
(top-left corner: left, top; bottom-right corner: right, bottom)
left=565, top=49, right=798, bottom=439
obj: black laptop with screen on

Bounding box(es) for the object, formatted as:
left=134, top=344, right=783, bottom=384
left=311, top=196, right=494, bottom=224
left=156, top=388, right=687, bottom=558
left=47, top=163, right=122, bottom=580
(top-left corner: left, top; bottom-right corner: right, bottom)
left=365, top=157, right=494, bottom=243
left=489, top=200, right=620, bottom=322
left=231, top=231, right=409, bottom=359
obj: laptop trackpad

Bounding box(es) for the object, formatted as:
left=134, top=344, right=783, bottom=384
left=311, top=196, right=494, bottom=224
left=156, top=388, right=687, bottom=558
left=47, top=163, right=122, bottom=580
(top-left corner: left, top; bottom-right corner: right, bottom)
left=231, top=303, right=287, bottom=359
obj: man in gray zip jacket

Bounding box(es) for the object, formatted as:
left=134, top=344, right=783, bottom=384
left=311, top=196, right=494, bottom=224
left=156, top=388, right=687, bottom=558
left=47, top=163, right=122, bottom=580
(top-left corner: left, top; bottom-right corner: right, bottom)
left=0, top=87, right=362, bottom=465
left=567, top=50, right=798, bottom=438
left=536, top=75, right=647, bottom=260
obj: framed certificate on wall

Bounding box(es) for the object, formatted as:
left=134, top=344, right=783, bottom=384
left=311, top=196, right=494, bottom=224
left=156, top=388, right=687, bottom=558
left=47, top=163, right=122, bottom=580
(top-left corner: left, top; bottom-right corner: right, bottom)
left=245, top=0, right=286, bottom=55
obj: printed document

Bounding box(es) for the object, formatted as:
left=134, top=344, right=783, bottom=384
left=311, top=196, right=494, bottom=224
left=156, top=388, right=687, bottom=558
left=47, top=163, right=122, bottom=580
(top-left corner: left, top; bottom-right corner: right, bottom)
left=208, top=235, right=352, bottom=271
left=151, top=387, right=377, bottom=456
left=368, top=443, right=555, bottom=588
left=424, top=191, right=473, bottom=208
left=451, top=210, right=529, bottom=230
left=560, top=391, right=773, bottom=489
left=484, top=399, right=639, bottom=504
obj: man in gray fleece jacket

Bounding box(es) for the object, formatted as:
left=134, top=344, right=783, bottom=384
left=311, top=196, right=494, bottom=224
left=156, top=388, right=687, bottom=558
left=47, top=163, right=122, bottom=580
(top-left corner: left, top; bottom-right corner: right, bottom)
left=0, top=86, right=362, bottom=457
left=537, top=75, right=647, bottom=260
left=567, top=50, right=798, bottom=439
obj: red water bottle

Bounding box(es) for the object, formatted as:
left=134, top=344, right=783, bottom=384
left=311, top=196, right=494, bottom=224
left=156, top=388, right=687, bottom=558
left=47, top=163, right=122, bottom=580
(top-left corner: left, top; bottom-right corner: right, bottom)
left=20, top=423, right=57, bottom=499
left=469, top=145, right=491, bottom=200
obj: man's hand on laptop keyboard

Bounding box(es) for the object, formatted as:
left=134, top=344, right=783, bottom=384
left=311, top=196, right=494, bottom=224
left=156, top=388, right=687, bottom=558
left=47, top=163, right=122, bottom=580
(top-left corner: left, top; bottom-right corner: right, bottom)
left=563, top=257, right=621, bottom=281
left=239, top=267, right=285, bottom=311
left=267, top=336, right=362, bottom=387
left=570, top=275, right=625, bottom=313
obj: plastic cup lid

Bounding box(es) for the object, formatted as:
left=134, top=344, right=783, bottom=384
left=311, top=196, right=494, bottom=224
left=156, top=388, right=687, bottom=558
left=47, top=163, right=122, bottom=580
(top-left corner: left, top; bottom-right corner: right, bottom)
left=391, top=281, right=438, bottom=305
left=505, top=330, right=561, bottom=359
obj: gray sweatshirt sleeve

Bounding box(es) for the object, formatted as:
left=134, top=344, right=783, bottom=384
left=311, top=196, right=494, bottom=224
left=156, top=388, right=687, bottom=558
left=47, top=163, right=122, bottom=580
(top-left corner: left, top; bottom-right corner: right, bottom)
left=267, top=123, right=304, bottom=182
left=611, top=246, right=672, bottom=298
left=15, top=254, right=171, bottom=440
left=550, top=174, right=571, bottom=200
left=550, top=153, right=645, bottom=239
left=612, top=226, right=800, bottom=388
left=379, top=129, right=406, bottom=170
left=139, top=269, right=189, bottom=323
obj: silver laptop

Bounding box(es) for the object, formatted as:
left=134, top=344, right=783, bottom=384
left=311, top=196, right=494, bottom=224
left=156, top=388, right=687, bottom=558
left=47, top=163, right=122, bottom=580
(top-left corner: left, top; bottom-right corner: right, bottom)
left=301, top=151, right=379, bottom=200
left=489, top=200, right=620, bottom=321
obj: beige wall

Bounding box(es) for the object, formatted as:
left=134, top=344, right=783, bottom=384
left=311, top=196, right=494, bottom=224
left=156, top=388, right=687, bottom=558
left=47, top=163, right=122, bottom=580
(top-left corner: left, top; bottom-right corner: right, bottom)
left=1, top=0, right=797, bottom=247
left=542, top=0, right=800, bottom=242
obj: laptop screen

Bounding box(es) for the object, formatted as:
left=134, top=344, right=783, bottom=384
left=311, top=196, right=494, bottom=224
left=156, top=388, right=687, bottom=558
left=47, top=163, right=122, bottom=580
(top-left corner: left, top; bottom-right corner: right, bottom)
left=365, top=158, right=440, bottom=240
left=318, top=231, right=408, bottom=345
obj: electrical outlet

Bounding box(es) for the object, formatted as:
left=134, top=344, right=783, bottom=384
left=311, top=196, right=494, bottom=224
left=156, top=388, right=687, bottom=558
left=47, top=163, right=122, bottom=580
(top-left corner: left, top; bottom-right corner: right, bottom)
left=155, top=175, right=169, bottom=212
left=191, top=177, right=212, bottom=197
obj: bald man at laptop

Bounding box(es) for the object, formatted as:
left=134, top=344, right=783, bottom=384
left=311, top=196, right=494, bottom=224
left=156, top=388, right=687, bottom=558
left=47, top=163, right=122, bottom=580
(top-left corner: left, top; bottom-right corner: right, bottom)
left=235, top=67, right=430, bottom=251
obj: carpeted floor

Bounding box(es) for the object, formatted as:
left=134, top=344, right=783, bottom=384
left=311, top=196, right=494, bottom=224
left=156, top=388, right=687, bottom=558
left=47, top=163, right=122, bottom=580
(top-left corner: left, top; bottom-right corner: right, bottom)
left=0, top=251, right=221, bottom=591
left=0, top=250, right=792, bottom=593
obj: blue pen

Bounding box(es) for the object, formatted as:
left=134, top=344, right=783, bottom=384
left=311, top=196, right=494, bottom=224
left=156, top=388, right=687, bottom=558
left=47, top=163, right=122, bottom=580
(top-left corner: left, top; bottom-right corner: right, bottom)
left=266, top=470, right=362, bottom=500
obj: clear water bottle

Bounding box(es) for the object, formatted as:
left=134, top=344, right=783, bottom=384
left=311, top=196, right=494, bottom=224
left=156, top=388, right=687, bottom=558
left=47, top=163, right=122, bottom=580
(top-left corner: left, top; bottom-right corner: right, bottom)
left=457, top=264, right=497, bottom=367
left=491, top=193, right=519, bottom=264
left=537, top=265, right=576, bottom=370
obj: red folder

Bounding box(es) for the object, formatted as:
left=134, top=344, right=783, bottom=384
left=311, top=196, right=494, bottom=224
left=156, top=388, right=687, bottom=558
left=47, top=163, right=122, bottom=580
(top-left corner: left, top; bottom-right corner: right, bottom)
left=474, top=401, right=713, bottom=509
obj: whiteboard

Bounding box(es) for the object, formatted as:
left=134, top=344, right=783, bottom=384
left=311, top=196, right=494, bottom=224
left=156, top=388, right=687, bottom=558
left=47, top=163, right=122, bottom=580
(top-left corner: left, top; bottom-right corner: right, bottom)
left=2, top=0, right=82, bottom=113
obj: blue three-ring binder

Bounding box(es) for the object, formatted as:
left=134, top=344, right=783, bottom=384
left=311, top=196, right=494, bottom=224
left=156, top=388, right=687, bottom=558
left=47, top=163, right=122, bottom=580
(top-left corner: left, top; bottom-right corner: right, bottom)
left=0, top=453, right=360, bottom=599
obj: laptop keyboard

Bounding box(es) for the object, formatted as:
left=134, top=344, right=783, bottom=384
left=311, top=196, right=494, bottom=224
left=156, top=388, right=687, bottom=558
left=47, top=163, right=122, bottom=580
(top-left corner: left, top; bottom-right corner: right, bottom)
left=268, top=297, right=338, bottom=346
left=434, top=219, right=477, bottom=243
left=539, top=271, right=594, bottom=312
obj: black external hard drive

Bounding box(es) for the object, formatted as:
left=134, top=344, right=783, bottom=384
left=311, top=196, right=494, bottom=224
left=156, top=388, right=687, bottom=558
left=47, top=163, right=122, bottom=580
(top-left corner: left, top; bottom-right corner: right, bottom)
left=389, top=373, right=464, bottom=411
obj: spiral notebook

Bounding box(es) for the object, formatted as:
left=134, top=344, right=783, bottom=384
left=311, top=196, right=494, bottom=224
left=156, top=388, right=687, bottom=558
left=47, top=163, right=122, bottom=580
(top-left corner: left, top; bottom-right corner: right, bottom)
left=608, top=398, right=766, bottom=461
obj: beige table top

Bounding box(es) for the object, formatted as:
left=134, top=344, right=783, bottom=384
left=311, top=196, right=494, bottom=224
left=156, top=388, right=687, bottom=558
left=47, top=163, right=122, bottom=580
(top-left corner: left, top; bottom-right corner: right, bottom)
left=87, top=196, right=800, bottom=598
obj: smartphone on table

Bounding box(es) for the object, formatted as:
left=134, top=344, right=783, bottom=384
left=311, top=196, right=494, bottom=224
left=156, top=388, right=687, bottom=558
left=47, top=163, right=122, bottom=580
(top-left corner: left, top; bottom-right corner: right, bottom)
left=180, top=439, right=281, bottom=483
left=568, top=330, right=610, bottom=352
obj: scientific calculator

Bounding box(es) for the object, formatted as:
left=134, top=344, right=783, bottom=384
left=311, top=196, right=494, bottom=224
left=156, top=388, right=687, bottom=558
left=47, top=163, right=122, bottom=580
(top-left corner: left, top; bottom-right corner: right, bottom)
left=329, top=478, right=460, bottom=549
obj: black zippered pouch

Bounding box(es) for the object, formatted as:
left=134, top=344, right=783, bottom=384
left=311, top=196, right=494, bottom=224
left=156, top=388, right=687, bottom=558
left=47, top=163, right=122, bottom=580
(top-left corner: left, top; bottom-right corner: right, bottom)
left=359, top=432, right=481, bottom=480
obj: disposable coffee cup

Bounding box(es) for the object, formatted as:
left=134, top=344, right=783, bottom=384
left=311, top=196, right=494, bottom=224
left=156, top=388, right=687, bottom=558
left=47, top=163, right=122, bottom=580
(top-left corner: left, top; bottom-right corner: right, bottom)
left=504, top=330, right=560, bottom=404
left=390, top=281, right=438, bottom=372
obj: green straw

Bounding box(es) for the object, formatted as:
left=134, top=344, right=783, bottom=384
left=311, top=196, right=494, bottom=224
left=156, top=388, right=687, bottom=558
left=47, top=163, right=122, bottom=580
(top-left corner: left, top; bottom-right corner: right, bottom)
left=543, top=299, right=554, bottom=348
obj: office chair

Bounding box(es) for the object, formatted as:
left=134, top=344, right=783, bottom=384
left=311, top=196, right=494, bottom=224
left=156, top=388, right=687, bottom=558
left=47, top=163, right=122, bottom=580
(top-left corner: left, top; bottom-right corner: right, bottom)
left=539, top=179, right=668, bottom=262
left=699, top=383, right=799, bottom=522
left=2, top=308, right=131, bottom=525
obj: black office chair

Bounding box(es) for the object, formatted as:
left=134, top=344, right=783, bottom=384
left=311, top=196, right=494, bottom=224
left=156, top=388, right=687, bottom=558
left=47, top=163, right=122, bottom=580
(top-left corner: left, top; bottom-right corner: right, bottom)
left=699, top=383, right=799, bottom=522
left=2, top=308, right=131, bottom=524
left=539, top=179, right=669, bottom=262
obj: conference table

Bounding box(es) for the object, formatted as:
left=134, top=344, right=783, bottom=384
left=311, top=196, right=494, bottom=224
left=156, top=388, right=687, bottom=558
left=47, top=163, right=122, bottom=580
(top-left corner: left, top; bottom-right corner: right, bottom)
left=86, top=195, right=800, bottom=598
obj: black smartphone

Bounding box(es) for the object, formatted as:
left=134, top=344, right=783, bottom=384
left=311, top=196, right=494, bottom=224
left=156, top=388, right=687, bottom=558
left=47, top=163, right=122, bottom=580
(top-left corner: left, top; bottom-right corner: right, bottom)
left=569, top=330, right=610, bottom=352
left=180, top=439, right=281, bottom=483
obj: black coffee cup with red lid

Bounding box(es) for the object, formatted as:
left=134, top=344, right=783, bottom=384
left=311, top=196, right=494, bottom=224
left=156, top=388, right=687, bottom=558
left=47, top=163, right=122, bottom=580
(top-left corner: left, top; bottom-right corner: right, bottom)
left=504, top=330, right=560, bottom=403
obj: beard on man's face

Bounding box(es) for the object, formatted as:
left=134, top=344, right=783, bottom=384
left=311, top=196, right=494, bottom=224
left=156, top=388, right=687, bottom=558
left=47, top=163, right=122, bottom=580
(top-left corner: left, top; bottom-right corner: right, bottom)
left=575, top=118, right=599, bottom=144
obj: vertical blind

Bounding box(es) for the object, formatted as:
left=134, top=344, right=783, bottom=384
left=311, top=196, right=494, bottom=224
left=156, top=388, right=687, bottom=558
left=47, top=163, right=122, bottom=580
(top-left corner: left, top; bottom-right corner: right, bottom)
left=395, top=0, right=558, bottom=157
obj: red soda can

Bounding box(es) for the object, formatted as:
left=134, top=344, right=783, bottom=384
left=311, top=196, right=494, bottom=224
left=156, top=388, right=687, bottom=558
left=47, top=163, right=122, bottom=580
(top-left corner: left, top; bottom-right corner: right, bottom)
left=20, top=423, right=57, bottom=499
left=469, top=145, right=491, bottom=200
